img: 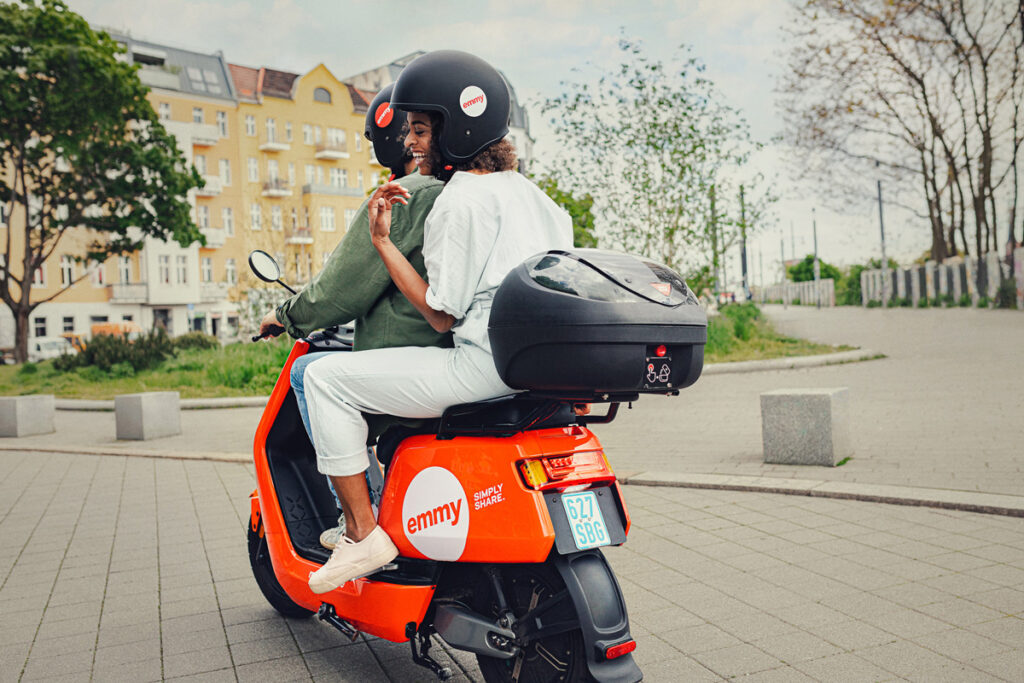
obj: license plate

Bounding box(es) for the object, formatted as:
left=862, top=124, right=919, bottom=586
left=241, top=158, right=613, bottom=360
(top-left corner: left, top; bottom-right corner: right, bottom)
left=644, top=355, right=673, bottom=389
left=561, top=491, right=610, bottom=550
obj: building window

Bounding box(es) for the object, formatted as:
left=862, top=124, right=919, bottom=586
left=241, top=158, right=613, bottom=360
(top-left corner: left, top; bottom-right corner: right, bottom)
left=303, top=124, right=312, bottom=145
left=290, top=207, right=298, bottom=229
left=225, top=258, right=237, bottom=284
left=344, top=209, right=357, bottom=230
left=202, top=257, right=213, bottom=283
left=358, top=170, right=364, bottom=188
left=314, top=126, right=322, bottom=144
left=158, top=102, right=171, bottom=120
left=316, top=166, right=323, bottom=185
left=354, top=134, right=362, bottom=152
left=33, top=317, right=46, bottom=337
left=62, top=316, right=74, bottom=333
left=266, top=117, right=276, bottom=142
left=194, top=154, right=206, bottom=176
left=313, top=87, right=331, bottom=103
left=287, top=162, right=295, bottom=186
left=271, top=205, right=282, bottom=231
left=216, top=110, right=228, bottom=136
left=60, top=255, right=74, bottom=287
left=175, top=255, right=187, bottom=284
left=247, top=157, right=259, bottom=183
left=245, top=115, right=256, bottom=136
left=250, top=203, right=261, bottom=230
left=327, top=128, right=346, bottom=147
left=192, top=107, right=203, bottom=124
left=118, top=256, right=132, bottom=283
left=267, top=159, right=279, bottom=182
left=285, top=121, right=292, bottom=142
left=197, top=205, right=210, bottom=229
left=304, top=164, right=314, bottom=183
left=159, top=255, right=170, bottom=284
left=319, top=206, right=335, bottom=231
left=31, top=264, right=45, bottom=286
left=329, top=168, right=343, bottom=188
left=89, top=261, right=105, bottom=286
left=219, top=159, right=231, bottom=185
left=222, top=207, right=234, bottom=236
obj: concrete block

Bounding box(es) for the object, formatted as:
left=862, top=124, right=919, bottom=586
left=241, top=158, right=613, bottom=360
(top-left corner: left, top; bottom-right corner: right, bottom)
left=0, top=395, right=56, bottom=437
left=760, top=388, right=852, bottom=467
left=115, top=392, right=181, bottom=440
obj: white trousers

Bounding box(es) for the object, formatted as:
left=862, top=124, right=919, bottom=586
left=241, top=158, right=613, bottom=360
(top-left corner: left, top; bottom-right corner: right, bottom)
left=303, top=344, right=512, bottom=477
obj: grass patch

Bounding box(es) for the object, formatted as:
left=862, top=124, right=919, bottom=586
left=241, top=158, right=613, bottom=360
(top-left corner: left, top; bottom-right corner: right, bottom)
left=706, top=303, right=853, bottom=364
left=835, top=456, right=853, bottom=467
left=0, top=336, right=293, bottom=399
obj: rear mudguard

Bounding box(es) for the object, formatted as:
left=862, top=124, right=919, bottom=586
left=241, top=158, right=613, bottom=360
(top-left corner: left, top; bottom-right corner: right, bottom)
left=552, top=549, right=642, bottom=683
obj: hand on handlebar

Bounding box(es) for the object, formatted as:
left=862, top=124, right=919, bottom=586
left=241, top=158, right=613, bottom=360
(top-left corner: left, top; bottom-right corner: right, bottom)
left=253, top=310, right=286, bottom=341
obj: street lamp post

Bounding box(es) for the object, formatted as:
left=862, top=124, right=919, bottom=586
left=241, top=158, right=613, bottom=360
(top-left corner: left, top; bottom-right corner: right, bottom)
left=877, top=175, right=889, bottom=305
left=812, top=208, right=821, bottom=309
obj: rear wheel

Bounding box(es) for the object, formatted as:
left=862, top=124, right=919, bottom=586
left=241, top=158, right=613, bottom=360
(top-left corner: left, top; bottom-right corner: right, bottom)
left=474, top=562, right=587, bottom=683
left=247, top=515, right=313, bottom=619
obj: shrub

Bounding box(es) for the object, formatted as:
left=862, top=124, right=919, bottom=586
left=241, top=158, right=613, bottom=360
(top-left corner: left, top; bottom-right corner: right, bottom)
left=899, top=297, right=912, bottom=308
left=866, top=299, right=882, bottom=308
left=941, top=294, right=955, bottom=307
left=995, top=279, right=1018, bottom=309
left=173, top=331, right=220, bottom=351
left=17, top=362, right=38, bottom=375
left=56, top=328, right=175, bottom=373
left=958, top=293, right=971, bottom=307
left=977, top=296, right=990, bottom=308
left=917, top=298, right=929, bottom=308
left=108, top=362, right=135, bottom=378
left=76, top=365, right=107, bottom=381
left=792, top=298, right=801, bottom=305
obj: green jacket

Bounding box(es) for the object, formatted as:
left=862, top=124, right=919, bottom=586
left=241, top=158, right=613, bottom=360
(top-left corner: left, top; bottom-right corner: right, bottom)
left=277, top=172, right=451, bottom=352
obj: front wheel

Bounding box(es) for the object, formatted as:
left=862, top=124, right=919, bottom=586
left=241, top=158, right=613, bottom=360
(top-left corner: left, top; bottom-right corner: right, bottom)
left=474, top=562, right=587, bottom=683
left=247, top=515, right=313, bottom=619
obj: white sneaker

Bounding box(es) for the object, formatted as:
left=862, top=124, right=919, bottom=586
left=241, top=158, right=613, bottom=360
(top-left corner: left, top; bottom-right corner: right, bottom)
left=319, top=514, right=347, bottom=550
left=308, top=526, right=398, bottom=594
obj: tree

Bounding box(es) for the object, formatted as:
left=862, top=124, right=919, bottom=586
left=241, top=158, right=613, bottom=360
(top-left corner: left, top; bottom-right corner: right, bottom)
left=533, top=174, right=597, bottom=248
left=0, top=0, right=202, bottom=362
left=787, top=254, right=841, bottom=283
left=780, top=0, right=1024, bottom=263
left=542, top=38, right=773, bottom=275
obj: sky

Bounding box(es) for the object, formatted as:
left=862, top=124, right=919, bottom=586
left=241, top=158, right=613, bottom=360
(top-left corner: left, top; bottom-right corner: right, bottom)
left=69, top=0, right=930, bottom=284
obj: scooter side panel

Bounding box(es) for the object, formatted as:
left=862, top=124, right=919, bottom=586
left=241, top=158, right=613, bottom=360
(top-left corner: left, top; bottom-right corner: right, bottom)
left=378, top=430, right=605, bottom=564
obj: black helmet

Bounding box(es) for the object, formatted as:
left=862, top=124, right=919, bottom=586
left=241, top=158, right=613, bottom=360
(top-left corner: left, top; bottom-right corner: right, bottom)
left=364, top=83, right=406, bottom=170
left=391, top=50, right=511, bottom=163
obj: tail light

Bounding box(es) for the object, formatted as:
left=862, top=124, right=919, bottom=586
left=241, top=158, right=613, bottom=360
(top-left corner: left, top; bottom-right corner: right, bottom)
left=517, top=450, right=615, bottom=491
left=604, top=639, right=637, bottom=660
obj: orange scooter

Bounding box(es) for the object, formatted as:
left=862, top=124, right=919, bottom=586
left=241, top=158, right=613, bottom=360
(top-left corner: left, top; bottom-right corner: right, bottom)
left=246, top=249, right=707, bottom=682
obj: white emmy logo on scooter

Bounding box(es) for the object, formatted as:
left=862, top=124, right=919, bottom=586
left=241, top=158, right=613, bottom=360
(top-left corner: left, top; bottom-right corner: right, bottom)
left=401, top=467, right=470, bottom=561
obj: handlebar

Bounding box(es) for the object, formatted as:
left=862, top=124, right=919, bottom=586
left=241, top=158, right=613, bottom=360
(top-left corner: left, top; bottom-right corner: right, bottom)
left=251, top=325, right=285, bottom=342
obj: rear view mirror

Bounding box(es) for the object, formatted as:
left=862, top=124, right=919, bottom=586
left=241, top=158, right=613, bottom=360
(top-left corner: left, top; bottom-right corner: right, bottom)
left=248, top=250, right=281, bottom=283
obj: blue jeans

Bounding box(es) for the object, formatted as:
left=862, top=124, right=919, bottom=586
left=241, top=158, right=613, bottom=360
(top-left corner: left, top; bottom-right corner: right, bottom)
left=290, top=350, right=381, bottom=510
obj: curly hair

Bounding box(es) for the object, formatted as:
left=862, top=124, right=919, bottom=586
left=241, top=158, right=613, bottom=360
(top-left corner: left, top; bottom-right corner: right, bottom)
left=424, top=112, right=517, bottom=182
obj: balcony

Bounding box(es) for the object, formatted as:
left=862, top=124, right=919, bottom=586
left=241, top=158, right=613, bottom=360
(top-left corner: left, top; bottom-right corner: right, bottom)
left=190, top=123, right=220, bottom=147
left=315, top=142, right=349, bottom=160
left=195, top=175, right=222, bottom=197
left=258, top=136, right=290, bottom=152
left=109, top=282, right=148, bottom=304
left=200, top=226, right=227, bottom=248
left=261, top=178, right=293, bottom=198
left=200, top=282, right=229, bottom=303
left=286, top=228, right=314, bottom=245
left=302, top=183, right=363, bottom=198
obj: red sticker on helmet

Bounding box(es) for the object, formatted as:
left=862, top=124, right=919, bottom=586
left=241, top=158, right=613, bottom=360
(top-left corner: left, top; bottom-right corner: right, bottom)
left=650, top=283, right=671, bottom=297
left=375, top=102, right=394, bottom=128
left=459, top=86, right=487, bottom=118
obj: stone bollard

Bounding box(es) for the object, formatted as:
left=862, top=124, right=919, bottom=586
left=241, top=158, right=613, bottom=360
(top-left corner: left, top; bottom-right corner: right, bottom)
left=0, top=395, right=56, bottom=437
left=760, top=388, right=852, bottom=467
left=115, top=391, right=181, bottom=440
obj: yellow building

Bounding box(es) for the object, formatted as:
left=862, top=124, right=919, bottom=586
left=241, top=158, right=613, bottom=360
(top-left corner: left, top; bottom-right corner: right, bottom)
left=0, top=31, right=382, bottom=348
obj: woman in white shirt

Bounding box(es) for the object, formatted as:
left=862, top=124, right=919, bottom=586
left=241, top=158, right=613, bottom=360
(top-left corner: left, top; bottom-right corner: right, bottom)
left=305, top=51, right=572, bottom=592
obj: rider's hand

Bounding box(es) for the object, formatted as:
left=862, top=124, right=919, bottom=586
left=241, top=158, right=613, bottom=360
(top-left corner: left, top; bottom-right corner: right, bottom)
left=259, top=310, right=285, bottom=338
left=368, top=181, right=411, bottom=246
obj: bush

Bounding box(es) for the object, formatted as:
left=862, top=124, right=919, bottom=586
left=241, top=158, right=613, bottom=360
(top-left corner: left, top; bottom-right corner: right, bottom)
left=866, top=299, right=882, bottom=308
left=17, top=362, right=38, bottom=375
left=792, top=298, right=801, bottom=305
left=958, top=293, right=971, bottom=307
left=56, top=328, right=175, bottom=373
left=917, top=298, right=929, bottom=308
left=899, top=297, right=912, bottom=308
left=108, top=362, right=135, bottom=378
left=173, top=331, right=220, bottom=351
left=995, top=279, right=1018, bottom=309
left=941, top=294, right=954, bottom=307
left=977, top=295, right=990, bottom=308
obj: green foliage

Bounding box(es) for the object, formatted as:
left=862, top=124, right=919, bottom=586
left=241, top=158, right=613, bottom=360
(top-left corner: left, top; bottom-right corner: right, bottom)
left=792, top=298, right=801, bottom=305
left=837, top=264, right=866, bottom=305
left=533, top=175, right=598, bottom=248
left=958, top=293, right=971, bottom=307
left=976, top=296, right=990, bottom=308
left=940, top=293, right=954, bottom=307
left=108, top=362, right=135, bottom=378
left=995, top=279, right=1018, bottom=309
left=541, top=37, right=773, bottom=273
left=866, top=299, right=882, bottom=308
left=917, top=297, right=929, bottom=308
left=172, top=331, right=221, bottom=352
left=57, top=329, right=175, bottom=373
left=684, top=265, right=715, bottom=299
left=787, top=254, right=842, bottom=283
left=17, top=362, right=38, bottom=376
left=0, top=0, right=203, bottom=362
left=900, top=297, right=912, bottom=308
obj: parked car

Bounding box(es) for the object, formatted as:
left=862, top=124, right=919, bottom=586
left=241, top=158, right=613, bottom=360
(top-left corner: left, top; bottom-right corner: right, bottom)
left=28, top=336, right=78, bottom=363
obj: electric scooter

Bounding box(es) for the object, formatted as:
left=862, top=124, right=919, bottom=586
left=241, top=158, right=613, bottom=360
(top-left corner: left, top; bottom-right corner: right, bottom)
left=245, top=248, right=707, bottom=682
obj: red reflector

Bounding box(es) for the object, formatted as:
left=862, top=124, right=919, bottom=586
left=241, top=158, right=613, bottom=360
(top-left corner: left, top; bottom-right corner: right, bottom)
left=655, top=345, right=667, bottom=357
left=605, top=640, right=637, bottom=660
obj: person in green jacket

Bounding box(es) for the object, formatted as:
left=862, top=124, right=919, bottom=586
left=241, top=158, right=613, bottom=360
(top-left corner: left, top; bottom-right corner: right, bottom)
left=258, top=84, right=449, bottom=547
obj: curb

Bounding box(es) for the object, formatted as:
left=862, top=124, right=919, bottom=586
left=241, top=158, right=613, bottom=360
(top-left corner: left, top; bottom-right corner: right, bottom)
left=702, top=348, right=882, bottom=375
left=0, top=445, right=250, bottom=463
left=618, top=471, right=1024, bottom=518
left=50, top=349, right=884, bottom=412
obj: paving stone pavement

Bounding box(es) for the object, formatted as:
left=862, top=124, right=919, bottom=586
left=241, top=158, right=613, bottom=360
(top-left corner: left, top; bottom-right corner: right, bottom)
left=2, top=450, right=1023, bottom=682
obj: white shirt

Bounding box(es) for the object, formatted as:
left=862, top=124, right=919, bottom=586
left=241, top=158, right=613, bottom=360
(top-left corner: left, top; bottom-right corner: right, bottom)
left=424, top=171, right=573, bottom=352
